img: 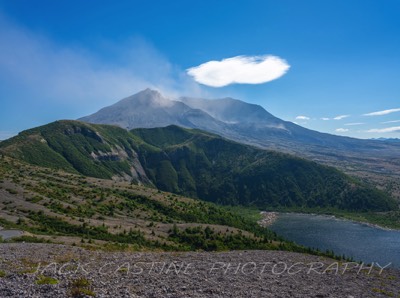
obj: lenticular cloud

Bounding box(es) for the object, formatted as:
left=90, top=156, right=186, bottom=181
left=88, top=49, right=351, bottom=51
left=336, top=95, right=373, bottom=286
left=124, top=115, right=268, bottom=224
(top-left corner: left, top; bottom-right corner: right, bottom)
left=187, top=55, right=290, bottom=87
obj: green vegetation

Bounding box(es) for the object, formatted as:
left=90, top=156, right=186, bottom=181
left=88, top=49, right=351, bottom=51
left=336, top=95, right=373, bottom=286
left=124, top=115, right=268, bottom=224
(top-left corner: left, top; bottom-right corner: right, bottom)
left=0, top=120, right=144, bottom=180
left=6, top=188, right=18, bottom=194
left=169, top=225, right=274, bottom=251
left=0, top=121, right=398, bottom=258
left=0, top=156, right=283, bottom=252
left=0, top=156, right=390, bottom=262
left=371, top=288, right=395, bottom=297
left=11, top=235, right=52, bottom=243
left=133, top=125, right=397, bottom=212
left=68, top=278, right=95, bottom=297
left=223, top=206, right=263, bottom=222
left=0, top=120, right=395, bottom=212
left=0, top=270, right=6, bottom=278
left=35, top=275, right=59, bottom=285
left=336, top=211, right=400, bottom=230
left=264, top=206, right=400, bottom=230
left=21, top=211, right=156, bottom=247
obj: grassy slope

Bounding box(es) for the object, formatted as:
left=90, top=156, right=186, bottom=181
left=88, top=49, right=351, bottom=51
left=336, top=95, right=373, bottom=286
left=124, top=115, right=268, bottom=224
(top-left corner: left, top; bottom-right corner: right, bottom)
left=0, top=156, right=290, bottom=252
left=0, top=156, right=365, bottom=261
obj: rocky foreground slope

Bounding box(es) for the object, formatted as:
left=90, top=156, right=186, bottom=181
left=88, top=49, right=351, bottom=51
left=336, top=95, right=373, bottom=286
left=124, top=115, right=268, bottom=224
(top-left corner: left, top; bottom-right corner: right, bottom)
left=0, top=243, right=399, bottom=297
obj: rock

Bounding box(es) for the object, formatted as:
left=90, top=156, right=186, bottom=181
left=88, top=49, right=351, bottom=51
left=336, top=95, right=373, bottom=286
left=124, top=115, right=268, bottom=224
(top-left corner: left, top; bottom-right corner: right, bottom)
left=0, top=243, right=398, bottom=297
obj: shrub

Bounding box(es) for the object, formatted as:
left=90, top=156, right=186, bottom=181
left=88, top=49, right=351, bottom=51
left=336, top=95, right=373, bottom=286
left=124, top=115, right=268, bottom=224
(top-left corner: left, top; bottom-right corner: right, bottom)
left=68, top=277, right=95, bottom=297
left=35, top=275, right=59, bottom=285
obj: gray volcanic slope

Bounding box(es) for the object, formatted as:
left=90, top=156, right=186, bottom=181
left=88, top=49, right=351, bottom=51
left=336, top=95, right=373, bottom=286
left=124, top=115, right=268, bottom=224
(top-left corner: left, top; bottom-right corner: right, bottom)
left=1, top=243, right=399, bottom=297
left=80, top=88, right=230, bottom=134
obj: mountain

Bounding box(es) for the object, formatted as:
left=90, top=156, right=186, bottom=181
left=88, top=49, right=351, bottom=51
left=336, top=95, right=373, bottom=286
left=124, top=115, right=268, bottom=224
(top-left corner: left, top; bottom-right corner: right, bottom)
left=0, top=120, right=396, bottom=212
left=80, top=88, right=231, bottom=134
left=79, top=89, right=400, bottom=179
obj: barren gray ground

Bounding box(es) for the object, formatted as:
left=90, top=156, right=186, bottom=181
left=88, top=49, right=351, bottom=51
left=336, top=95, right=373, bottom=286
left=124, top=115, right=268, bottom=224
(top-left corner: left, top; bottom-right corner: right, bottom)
left=0, top=243, right=399, bottom=297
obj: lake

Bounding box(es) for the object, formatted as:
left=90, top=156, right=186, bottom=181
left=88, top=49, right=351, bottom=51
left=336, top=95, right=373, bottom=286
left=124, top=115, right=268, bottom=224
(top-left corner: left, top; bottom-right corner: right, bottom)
left=269, top=213, right=400, bottom=268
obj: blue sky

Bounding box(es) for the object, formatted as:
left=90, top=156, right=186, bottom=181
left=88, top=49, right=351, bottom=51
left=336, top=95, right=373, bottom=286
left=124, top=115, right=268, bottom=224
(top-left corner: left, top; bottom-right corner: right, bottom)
left=1, top=0, right=400, bottom=139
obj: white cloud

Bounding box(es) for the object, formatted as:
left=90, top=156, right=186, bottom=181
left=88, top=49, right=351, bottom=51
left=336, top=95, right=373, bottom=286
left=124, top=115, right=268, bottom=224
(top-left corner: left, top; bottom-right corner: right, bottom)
left=321, top=117, right=330, bottom=121
left=363, top=108, right=400, bottom=116
left=333, top=115, right=350, bottom=120
left=187, top=55, right=290, bottom=87
left=381, top=120, right=400, bottom=124
left=344, top=122, right=364, bottom=126
left=335, top=128, right=349, bottom=132
left=366, top=126, right=400, bottom=133
left=295, top=115, right=310, bottom=120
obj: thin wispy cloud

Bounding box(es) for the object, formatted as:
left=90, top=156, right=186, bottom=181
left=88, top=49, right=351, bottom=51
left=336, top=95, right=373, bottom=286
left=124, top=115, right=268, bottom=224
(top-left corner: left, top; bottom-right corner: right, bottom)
left=333, top=115, right=350, bottom=120
left=381, top=120, right=400, bottom=124
left=295, top=115, right=310, bottom=120
left=344, top=122, right=364, bottom=126
left=363, top=108, right=400, bottom=116
left=0, top=14, right=201, bottom=113
left=187, top=55, right=290, bottom=87
left=321, top=117, right=330, bottom=121
left=0, top=131, right=16, bottom=140
left=335, top=128, right=349, bottom=132
left=366, top=126, right=400, bottom=133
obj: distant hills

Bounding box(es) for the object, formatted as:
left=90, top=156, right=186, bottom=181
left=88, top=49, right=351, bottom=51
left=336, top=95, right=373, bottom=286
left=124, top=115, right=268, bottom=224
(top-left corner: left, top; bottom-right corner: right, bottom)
left=372, top=137, right=400, bottom=142
left=0, top=120, right=396, bottom=212
left=80, top=89, right=400, bottom=177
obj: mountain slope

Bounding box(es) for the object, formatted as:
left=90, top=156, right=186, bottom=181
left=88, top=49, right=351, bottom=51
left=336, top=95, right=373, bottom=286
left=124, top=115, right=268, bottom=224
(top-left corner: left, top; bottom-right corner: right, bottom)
left=181, top=96, right=399, bottom=154
left=0, top=120, right=396, bottom=212
left=0, top=155, right=281, bottom=251
left=131, top=125, right=397, bottom=211
left=79, top=88, right=231, bottom=134
left=79, top=89, right=400, bottom=179
left=180, top=96, right=280, bottom=124
left=0, top=120, right=150, bottom=183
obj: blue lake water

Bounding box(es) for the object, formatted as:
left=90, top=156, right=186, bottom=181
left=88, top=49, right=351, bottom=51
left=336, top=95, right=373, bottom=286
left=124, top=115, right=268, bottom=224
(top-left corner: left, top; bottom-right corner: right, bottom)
left=269, top=213, right=400, bottom=268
